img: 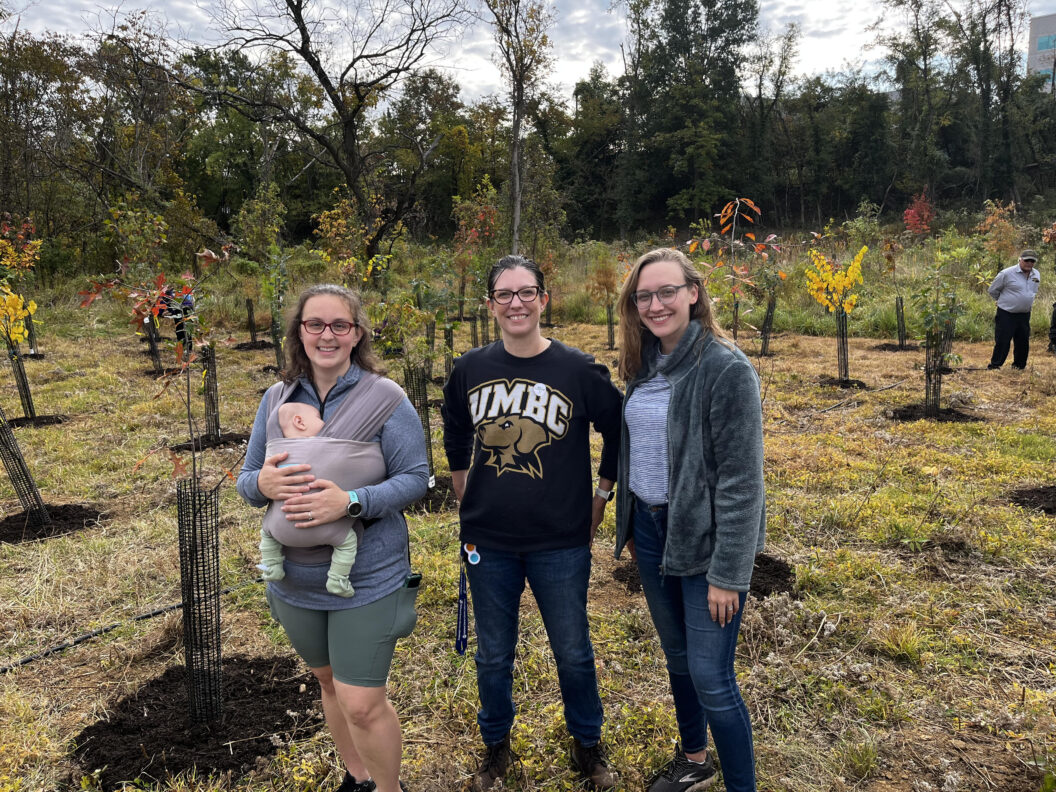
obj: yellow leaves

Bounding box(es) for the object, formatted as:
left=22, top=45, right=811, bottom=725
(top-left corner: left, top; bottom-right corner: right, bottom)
left=0, top=286, right=34, bottom=345
left=805, top=246, right=866, bottom=314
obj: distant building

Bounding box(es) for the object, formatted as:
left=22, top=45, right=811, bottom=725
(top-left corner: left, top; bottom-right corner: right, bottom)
left=1028, top=13, right=1056, bottom=86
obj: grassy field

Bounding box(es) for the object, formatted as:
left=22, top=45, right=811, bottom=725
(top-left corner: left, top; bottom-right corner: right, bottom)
left=0, top=296, right=1054, bottom=792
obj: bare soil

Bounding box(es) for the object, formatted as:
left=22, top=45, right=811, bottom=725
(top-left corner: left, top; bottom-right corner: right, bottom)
left=232, top=339, right=274, bottom=351
left=68, top=654, right=321, bottom=790
left=0, top=503, right=104, bottom=543
left=886, top=403, right=983, bottom=422
left=1008, top=485, right=1056, bottom=514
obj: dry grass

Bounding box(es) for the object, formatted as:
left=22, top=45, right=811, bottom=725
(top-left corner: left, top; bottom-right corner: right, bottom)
left=0, top=311, right=1054, bottom=792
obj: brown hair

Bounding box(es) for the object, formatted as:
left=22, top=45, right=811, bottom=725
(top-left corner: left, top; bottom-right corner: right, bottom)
left=616, top=248, right=729, bottom=381
left=281, top=284, right=384, bottom=384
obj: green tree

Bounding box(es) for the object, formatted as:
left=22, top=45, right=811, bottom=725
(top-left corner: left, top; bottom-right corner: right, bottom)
left=482, top=0, right=555, bottom=254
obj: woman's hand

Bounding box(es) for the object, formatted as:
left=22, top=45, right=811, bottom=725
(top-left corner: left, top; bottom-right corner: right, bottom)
left=708, top=584, right=740, bottom=628
left=256, top=452, right=314, bottom=501
left=282, top=479, right=351, bottom=527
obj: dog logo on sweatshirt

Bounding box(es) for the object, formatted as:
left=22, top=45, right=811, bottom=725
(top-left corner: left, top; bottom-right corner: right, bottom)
left=469, top=379, right=571, bottom=478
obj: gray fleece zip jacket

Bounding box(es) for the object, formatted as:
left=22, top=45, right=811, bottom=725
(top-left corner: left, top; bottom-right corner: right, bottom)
left=614, top=321, right=766, bottom=591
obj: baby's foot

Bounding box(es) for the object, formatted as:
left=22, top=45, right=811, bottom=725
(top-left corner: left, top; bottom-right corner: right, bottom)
left=257, top=562, right=286, bottom=582
left=326, top=574, right=355, bottom=598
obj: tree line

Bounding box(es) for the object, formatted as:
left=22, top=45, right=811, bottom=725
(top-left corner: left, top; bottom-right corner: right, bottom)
left=1, top=0, right=1054, bottom=282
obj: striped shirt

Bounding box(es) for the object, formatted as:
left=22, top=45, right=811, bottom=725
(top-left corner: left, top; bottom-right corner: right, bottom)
left=625, top=360, right=671, bottom=505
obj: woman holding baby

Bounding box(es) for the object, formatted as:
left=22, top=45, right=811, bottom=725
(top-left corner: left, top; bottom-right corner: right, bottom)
left=237, top=284, right=428, bottom=792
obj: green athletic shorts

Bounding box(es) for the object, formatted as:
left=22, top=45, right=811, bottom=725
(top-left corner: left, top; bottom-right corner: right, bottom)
left=266, top=577, right=420, bottom=686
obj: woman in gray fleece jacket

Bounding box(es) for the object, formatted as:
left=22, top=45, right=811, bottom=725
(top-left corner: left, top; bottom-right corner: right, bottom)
left=614, top=249, right=765, bottom=792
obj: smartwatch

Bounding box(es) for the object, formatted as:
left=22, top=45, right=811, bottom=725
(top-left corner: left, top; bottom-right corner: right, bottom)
left=594, top=486, right=614, bottom=502
left=346, top=490, right=362, bottom=518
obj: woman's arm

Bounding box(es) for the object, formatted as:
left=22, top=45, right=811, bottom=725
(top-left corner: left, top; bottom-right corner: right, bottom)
left=706, top=359, right=766, bottom=592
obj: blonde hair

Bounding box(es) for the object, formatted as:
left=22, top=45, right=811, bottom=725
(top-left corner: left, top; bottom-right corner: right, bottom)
left=616, top=248, right=729, bottom=381
left=282, top=284, right=385, bottom=384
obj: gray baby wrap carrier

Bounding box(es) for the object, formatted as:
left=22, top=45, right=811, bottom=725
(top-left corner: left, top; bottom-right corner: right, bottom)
left=261, top=372, right=405, bottom=564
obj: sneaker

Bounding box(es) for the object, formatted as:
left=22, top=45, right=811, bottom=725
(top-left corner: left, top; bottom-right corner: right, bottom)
left=571, top=739, right=619, bottom=790
left=470, top=734, right=515, bottom=791
left=647, top=748, right=717, bottom=792
left=336, top=772, right=376, bottom=792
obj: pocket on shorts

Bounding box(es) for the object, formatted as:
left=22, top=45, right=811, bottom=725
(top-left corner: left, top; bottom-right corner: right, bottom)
left=391, top=580, right=419, bottom=639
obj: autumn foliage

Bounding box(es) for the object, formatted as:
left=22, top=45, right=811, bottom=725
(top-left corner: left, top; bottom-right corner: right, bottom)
left=903, top=191, right=936, bottom=235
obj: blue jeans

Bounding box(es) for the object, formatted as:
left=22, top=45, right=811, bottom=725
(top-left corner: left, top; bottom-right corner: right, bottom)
left=633, top=498, right=756, bottom=792
left=465, top=544, right=604, bottom=746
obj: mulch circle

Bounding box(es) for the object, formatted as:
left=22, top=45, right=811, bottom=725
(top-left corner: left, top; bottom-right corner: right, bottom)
left=610, top=553, right=795, bottom=598
left=69, top=654, right=321, bottom=790
left=751, top=553, right=796, bottom=598
left=0, top=504, right=104, bottom=543
left=871, top=342, right=920, bottom=352
left=232, top=340, right=274, bottom=351
left=819, top=376, right=869, bottom=389
left=886, top=403, right=983, bottom=423
left=8, top=414, right=68, bottom=428
left=140, top=367, right=184, bottom=378
left=23, top=352, right=46, bottom=360
left=612, top=562, right=642, bottom=593
left=413, top=474, right=456, bottom=513
left=1008, top=485, right=1056, bottom=514
left=169, top=432, right=251, bottom=453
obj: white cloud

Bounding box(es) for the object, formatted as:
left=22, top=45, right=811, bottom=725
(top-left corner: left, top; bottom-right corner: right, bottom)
left=7, top=0, right=1056, bottom=101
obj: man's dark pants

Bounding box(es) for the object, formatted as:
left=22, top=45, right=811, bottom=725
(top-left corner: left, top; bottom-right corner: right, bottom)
left=990, top=307, right=1031, bottom=369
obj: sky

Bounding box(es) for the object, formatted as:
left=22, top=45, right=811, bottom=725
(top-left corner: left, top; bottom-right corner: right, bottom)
left=6, top=0, right=1056, bottom=101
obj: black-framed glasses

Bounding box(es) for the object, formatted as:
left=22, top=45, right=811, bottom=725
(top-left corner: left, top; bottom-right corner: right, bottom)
left=632, top=283, right=689, bottom=310
left=301, top=319, right=357, bottom=335
left=490, top=286, right=543, bottom=304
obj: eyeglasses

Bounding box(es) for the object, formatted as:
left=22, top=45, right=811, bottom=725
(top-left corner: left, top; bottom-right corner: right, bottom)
left=632, top=283, right=689, bottom=310
left=301, top=319, right=357, bottom=335
left=490, top=286, right=543, bottom=304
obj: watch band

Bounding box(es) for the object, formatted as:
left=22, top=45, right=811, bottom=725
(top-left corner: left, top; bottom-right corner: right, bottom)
left=594, top=486, right=614, bottom=502
left=346, top=490, right=362, bottom=518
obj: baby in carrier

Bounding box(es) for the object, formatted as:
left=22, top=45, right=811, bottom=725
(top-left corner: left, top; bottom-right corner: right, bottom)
left=258, top=402, right=358, bottom=597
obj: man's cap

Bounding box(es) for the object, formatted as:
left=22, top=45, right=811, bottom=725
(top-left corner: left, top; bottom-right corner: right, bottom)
left=1020, top=249, right=1038, bottom=261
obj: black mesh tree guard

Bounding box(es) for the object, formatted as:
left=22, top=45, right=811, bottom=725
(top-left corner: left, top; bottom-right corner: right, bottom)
left=201, top=345, right=221, bottom=442
left=425, top=321, right=436, bottom=380
left=0, top=405, right=49, bottom=527
left=404, top=364, right=435, bottom=485
left=7, top=345, right=36, bottom=420
left=493, top=317, right=499, bottom=339
left=25, top=312, right=39, bottom=356
left=606, top=304, right=615, bottom=350
left=144, top=316, right=163, bottom=375
left=270, top=307, right=285, bottom=371
left=177, top=479, right=222, bottom=723
left=836, top=309, right=850, bottom=382
left=246, top=299, right=258, bottom=343
left=895, top=296, right=908, bottom=350
left=444, top=326, right=454, bottom=380
left=732, top=300, right=740, bottom=341
left=760, top=295, right=777, bottom=357
left=469, top=315, right=478, bottom=348
left=924, top=329, right=943, bottom=417
left=480, top=308, right=490, bottom=345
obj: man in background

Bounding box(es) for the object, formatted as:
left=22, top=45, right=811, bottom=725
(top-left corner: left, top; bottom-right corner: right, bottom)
left=988, top=249, right=1040, bottom=370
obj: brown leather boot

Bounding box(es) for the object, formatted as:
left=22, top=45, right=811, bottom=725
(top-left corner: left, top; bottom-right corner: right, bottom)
left=469, top=734, right=514, bottom=791
left=571, top=739, right=619, bottom=790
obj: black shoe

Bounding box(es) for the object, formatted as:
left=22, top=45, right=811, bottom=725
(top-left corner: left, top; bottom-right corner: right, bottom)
left=470, top=734, right=515, bottom=791
left=646, top=748, right=717, bottom=792
left=987, top=364, right=1001, bottom=370
left=571, top=739, right=619, bottom=790
left=336, top=771, right=376, bottom=792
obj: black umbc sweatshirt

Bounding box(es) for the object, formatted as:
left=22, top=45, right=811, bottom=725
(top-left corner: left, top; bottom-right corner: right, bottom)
left=442, top=340, right=622, bottom=552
